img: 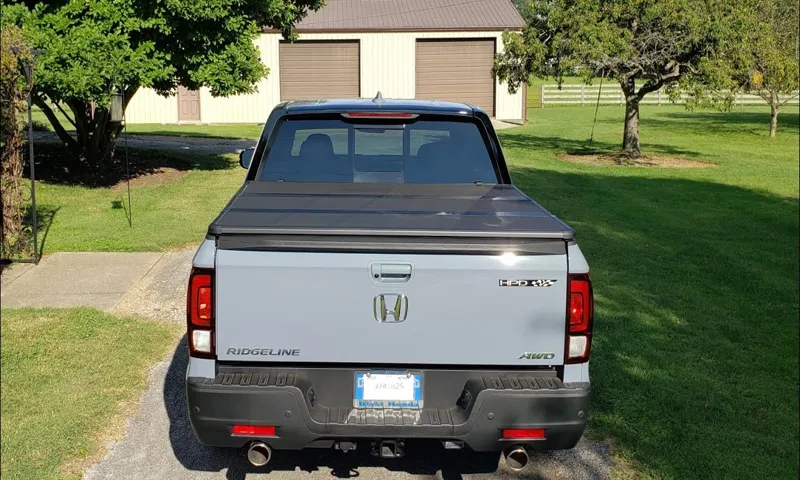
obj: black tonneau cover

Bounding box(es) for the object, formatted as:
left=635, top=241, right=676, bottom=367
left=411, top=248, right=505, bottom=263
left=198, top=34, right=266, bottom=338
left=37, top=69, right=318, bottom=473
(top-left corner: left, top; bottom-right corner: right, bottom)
left=209, top=182, right=574, bottom=253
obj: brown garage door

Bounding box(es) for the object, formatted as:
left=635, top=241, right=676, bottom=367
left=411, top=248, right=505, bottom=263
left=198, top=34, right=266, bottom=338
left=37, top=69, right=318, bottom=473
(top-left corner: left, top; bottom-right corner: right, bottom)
left=416, top=39, right=495, bottom=116
left=280, top=41, right=359, bottom=101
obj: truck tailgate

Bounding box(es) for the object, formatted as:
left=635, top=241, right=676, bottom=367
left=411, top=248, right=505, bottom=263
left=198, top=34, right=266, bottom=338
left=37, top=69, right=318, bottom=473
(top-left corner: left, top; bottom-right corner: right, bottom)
left=215, top=248, right=568, bottom=366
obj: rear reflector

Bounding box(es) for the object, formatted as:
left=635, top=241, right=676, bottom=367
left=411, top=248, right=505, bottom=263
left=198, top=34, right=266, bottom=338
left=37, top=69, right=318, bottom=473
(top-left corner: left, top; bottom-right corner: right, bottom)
left=232, top=425, right=276, bottom=436
left=502, top=428, right=545, bottom=440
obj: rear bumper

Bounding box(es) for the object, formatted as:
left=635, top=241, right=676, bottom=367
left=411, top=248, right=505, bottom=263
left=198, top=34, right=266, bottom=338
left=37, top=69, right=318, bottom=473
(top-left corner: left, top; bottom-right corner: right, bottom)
left=186, top=366, right=589, bottom=452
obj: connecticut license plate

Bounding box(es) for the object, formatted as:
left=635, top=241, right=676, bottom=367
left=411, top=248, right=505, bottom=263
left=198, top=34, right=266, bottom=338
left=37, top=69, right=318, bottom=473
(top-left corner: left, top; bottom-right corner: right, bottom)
left=353, top=371, right=423, bottom=409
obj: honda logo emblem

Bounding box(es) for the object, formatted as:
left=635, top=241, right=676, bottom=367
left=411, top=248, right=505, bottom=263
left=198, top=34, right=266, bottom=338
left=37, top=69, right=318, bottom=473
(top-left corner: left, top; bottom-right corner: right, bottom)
left=373, top=294, right=408, bottom=323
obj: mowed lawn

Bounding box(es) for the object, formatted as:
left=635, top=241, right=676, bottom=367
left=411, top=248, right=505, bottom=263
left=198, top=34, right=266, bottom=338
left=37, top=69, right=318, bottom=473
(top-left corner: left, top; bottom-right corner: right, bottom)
left=502, top=105, right=799, bottom=479
left=0, top=308, right=180, bottom=480
left=26, top=105, right=799, bottom=478
left=33, top=149, right=245, bottom=252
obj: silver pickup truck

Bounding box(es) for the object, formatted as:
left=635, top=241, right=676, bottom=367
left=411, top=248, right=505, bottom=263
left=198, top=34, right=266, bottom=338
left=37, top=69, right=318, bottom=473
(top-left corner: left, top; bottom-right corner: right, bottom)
left=185, top=96, right=594, bottom=472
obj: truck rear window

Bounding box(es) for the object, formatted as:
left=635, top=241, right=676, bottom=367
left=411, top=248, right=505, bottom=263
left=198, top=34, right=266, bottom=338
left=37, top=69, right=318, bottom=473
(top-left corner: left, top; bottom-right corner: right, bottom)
left=257, top=118, right=497, bottom=184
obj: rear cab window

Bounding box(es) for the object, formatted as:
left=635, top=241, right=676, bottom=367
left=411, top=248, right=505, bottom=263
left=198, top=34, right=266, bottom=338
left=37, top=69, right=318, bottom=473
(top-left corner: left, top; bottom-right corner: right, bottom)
left=256, top=115, right=498, bottom=184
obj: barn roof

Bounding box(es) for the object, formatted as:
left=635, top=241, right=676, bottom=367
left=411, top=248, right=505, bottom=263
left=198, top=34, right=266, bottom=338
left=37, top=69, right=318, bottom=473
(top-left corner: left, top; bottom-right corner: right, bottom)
left=288, top=0, right=526, bottom=32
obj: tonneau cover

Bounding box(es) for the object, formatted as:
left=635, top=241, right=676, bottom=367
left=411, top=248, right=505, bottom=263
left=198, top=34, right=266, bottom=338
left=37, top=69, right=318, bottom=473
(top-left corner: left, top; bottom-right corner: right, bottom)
left=208, top=182, right=574, bottom=240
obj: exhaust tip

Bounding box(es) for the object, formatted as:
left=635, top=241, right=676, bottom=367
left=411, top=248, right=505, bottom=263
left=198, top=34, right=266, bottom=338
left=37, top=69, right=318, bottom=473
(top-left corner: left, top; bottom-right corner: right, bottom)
left=505, top=445, right=529, bottom=471
left=247, top=441, right=272, bottom=467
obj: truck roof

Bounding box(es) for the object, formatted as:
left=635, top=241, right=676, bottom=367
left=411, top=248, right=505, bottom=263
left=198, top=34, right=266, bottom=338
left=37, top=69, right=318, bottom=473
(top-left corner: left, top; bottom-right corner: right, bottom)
left=280, top=95, right=483, bottom=116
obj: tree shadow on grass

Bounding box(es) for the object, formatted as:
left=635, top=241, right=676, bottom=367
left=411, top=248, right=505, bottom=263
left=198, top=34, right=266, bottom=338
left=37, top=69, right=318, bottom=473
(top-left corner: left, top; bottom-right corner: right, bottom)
left=510, top=166, right=799, bottom=479
left=643, top=110, right=800, bottom=137
left=498, top=133, right=703, bottom=159
left=586, top=108, right=800, bottom=137
left=0, top=204, right=59, bottom=265
left=24, top=143, right=235, bottom=188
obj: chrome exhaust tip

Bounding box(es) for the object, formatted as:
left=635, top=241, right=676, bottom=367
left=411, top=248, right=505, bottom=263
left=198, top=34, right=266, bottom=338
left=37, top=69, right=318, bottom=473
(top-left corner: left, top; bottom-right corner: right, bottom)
left=505, top=445, right=530, bottom=471
left=247, top=441, right=272, bottom=467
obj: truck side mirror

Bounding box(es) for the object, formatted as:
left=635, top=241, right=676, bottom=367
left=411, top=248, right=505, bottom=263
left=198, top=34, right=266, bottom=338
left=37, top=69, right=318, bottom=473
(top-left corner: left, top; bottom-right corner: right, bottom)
left=239, top=147, right=255, bottom=169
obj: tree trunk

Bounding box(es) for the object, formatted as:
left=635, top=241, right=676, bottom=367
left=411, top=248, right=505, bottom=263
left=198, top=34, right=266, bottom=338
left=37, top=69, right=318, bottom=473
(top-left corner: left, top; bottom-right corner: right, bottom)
left=620, top=77, right=641, bottom=157
left=34, top=86, right=138, bottom=174
left=769, top=102, right=779, bottom=137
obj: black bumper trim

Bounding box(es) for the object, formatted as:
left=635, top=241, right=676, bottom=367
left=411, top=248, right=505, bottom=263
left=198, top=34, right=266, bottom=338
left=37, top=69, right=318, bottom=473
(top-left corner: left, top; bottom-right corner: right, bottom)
left=187, top=368, right=589, bottom=452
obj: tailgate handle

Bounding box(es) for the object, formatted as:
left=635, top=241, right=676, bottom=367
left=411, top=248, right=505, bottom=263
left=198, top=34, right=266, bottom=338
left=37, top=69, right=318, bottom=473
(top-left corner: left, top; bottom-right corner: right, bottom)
left=371, top=263, right=412, bottom=283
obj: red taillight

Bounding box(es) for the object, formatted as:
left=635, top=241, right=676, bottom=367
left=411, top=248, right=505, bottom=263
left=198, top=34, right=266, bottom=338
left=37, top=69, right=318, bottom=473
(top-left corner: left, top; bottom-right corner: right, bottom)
left=502, top=428, right=545, bottom=440
left=190, top=273, right=212, bottom=327
left=187, top=268, right=214, bottom=358
left=565, top=273, right=593, bottom=364
left=569, top=277, right=591, bottom=332
left=232, top=425, right=276, bottom=436
left=342, top=111, right=416, bottom=118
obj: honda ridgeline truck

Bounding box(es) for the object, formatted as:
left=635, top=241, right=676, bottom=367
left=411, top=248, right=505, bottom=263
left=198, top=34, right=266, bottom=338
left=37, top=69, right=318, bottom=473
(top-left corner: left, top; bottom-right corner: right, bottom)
left=185, top=96, right=594, bottom=471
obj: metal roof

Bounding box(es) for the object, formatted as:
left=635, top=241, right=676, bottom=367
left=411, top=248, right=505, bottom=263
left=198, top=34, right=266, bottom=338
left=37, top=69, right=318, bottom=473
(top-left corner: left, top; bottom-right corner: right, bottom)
left=290, top=0, right=526, bottom=32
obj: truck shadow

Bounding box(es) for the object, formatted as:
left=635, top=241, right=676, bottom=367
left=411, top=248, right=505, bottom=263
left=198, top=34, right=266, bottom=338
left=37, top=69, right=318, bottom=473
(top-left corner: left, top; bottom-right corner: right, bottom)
left=162, top=337, right=609, bottom=479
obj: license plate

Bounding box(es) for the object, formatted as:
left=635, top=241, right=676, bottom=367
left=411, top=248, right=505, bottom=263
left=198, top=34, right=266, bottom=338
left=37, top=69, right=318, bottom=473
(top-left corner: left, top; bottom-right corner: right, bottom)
left=353, top=371, right=423, bottom=409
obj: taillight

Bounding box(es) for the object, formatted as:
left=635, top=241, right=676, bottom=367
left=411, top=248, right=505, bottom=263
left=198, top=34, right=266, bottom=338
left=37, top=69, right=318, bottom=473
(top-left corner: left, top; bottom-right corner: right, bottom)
left=341, top=112, right=417, bottom=119
left=187, top=267, right=214, bottom=358
left=565, top=273, right=593, bottom=364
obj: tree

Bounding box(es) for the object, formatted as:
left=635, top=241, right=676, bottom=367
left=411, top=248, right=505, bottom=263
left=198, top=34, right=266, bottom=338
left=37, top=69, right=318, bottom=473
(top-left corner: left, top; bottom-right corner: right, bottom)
left=1, top=0, right=323, bottom=171
left=495, top=0, right=749, bottom=157
left=741, top=0, right=799, bottom=137
left=1, top=26, right=30, bottom=257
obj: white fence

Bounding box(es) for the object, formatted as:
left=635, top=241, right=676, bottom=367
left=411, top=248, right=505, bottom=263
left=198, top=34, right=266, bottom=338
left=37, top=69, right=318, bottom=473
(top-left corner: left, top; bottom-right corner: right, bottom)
left=539, top=84, right=800, bottom=106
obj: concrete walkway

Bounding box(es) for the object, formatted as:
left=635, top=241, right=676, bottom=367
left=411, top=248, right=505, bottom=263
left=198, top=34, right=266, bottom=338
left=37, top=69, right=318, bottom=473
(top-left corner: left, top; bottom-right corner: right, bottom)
left=1, top=250, right=194, bottom=319
left=1, top=250, right=612, bottom=480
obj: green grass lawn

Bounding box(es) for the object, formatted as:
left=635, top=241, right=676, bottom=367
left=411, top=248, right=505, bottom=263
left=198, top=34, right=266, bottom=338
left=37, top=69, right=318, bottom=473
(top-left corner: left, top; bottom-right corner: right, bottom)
left=502, top=105, right=799, bottom=479
left=0, top=308, right=180, bottom=480
left=32, top=148, right=245, bottom=252
left=22, top=105, right=800, bottom=478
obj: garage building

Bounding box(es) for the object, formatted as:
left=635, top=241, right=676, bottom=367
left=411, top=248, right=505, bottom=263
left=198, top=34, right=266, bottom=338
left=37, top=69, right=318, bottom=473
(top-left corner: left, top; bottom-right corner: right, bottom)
left=126, top=0, right=527, bottom=124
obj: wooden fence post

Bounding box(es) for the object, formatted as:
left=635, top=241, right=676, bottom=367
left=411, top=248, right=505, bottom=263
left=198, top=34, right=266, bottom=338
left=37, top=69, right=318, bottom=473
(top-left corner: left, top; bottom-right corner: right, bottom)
left=540, top=84, right=545, bottom=108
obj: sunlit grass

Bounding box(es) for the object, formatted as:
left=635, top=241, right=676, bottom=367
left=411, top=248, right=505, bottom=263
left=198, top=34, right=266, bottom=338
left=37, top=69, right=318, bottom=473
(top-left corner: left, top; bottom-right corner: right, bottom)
left=0, top=308, right=180, bottom=480
left=499, top=105, right=799, bottom=479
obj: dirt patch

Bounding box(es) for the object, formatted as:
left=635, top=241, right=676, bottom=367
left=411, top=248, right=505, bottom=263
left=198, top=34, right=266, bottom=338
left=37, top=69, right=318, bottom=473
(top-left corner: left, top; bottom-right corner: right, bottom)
left=26, top=143, right=231, bottom=188
left=557, top=152, right=716, bottom=168
left=110, top=167, right=187, bottom=190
